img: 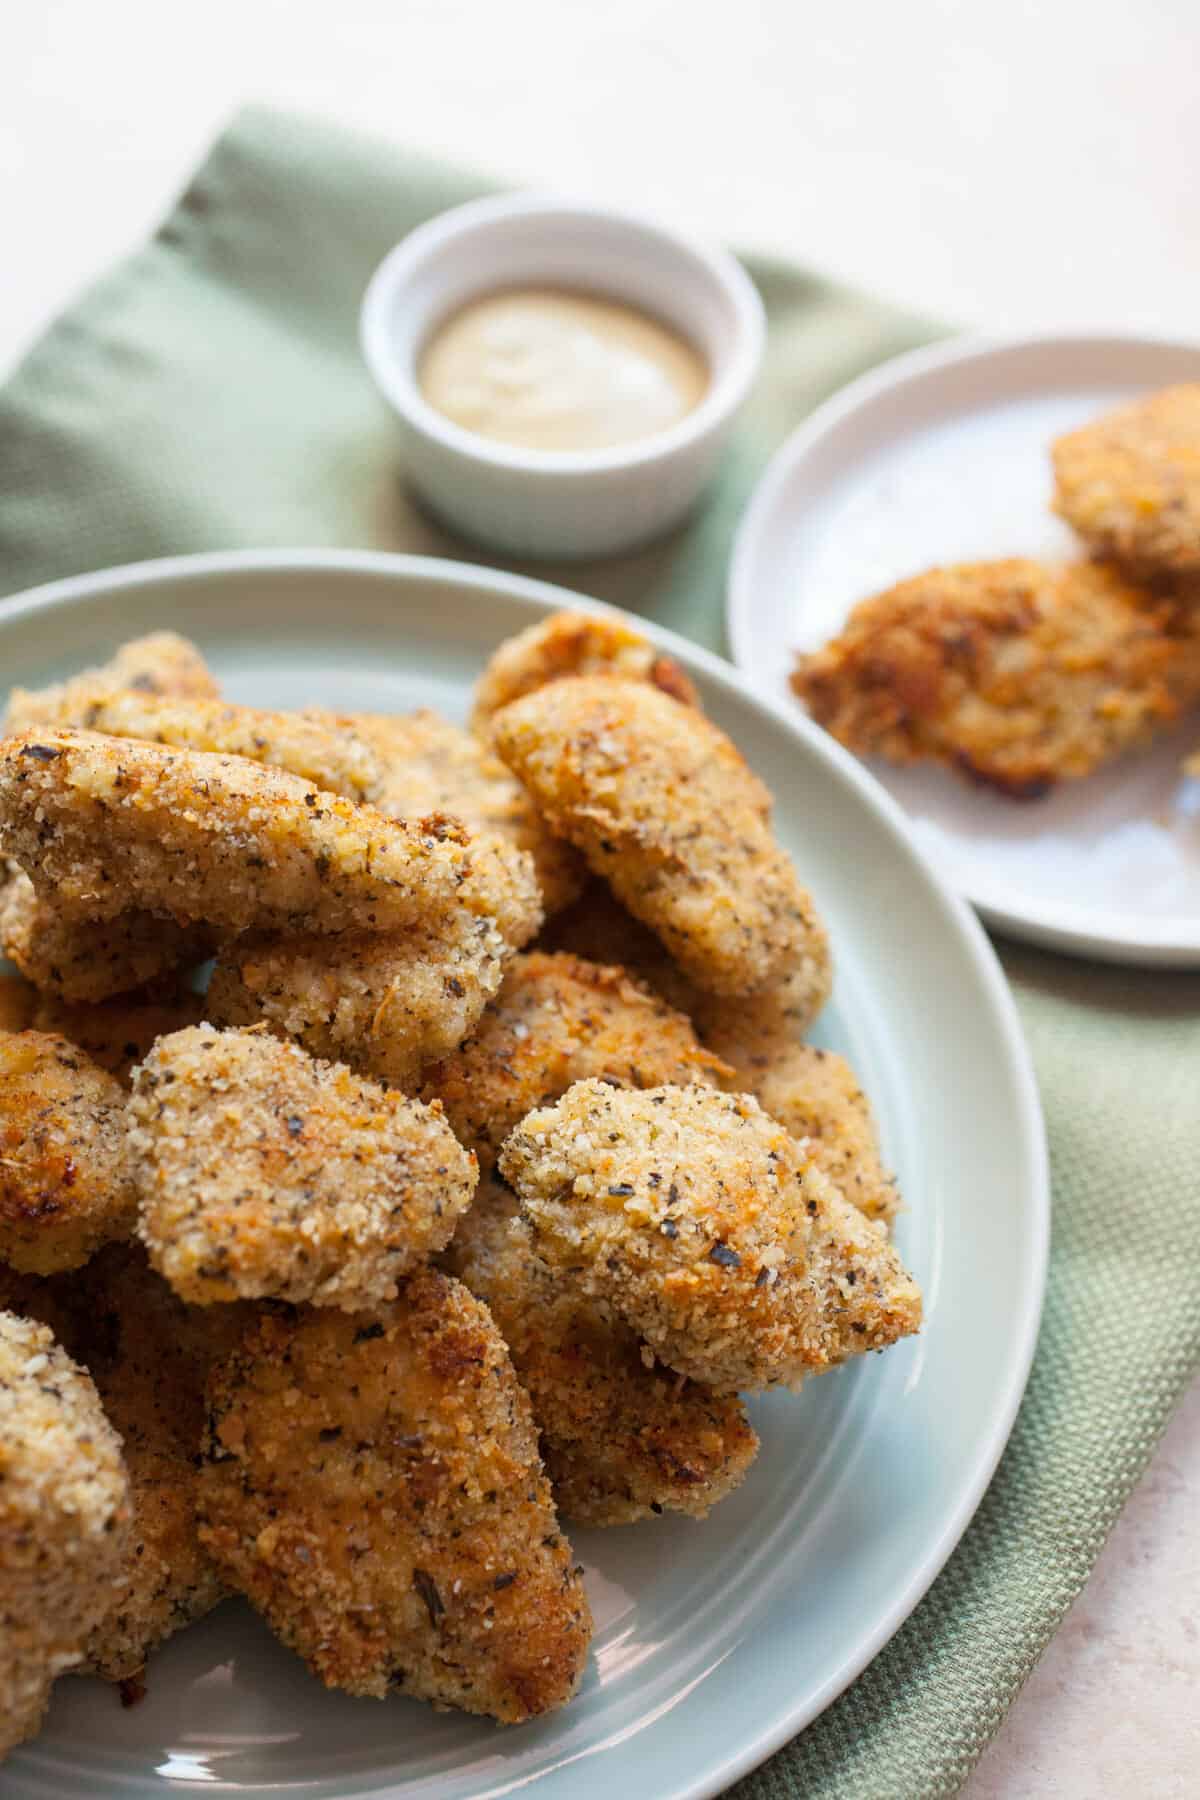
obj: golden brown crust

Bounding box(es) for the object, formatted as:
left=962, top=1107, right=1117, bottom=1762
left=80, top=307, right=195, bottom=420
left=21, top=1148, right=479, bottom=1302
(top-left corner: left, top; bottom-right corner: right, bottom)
left=0, top=1030, right=138, bottom=1273
left=27, top=986, right=207, bottom=1084
left=791, top=559, right=1200, bottom=796
left=492, top=677, right=822, bottom=995
left=1052, top=385, right=1200, bottom=574
left=0, top=973, right=35, bottom=1033
left=1, top=867, right=210, bottom=1003
left=0, top=728, right=475, bottom=934
left=445, top=1179, right=758, bottom=1525
left=499, top=1080, right=921, bottom=1393
left=471, top=610, right=700, bottom=734
left=130, top=1025, right=478, bottom=1309
left=3, top=633, right=219, bottom=734
left=422, top=951, right=727, bottom=1173
left=197, top=1271, right=593, bottom=1719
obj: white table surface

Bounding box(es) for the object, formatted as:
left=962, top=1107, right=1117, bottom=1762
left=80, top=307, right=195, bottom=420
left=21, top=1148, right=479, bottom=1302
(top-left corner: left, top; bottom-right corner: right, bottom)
left=4, top=3, right=1198, bottom=1793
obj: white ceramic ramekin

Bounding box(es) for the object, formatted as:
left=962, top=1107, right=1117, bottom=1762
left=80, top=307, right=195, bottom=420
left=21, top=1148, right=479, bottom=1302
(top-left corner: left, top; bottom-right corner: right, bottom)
left=360, top=193, right=765, bottom=559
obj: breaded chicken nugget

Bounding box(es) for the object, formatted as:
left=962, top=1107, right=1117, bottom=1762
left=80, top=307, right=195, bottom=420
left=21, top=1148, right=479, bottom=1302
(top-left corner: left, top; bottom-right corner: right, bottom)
left=445, top=1178, right=758, bottom=1526
left=0, top=1030, right=137, bottom=1273
left=422, top=951, right=727, bottom=1173
left=3, top=632, right=218, bottom=734
left=500, top=1081, right=921, bottom=1393
left=337, top=708, right=584, bottom=916
left=1, top=867, right=210, bottom=1004
left=0, top=1312, right=130, bottom=1759
left=0, top=973, right=34, bottom=1033
left=471, top=609, right=699, bottom=734
left=0, top=729, right=474, bottom=934
left=197, top=1271, right=593, bottom=1719
left=29, top=986, right=207, bottom=1083
left=791, top=559, right=1200, bottom=797
left=493, top=679, right=821, bottom=996
left=130, top=1025, right=477, bottom=1309
left=207, top=835, right=542, bottom=1090
left=1052, top=385, right=1200, bottom=575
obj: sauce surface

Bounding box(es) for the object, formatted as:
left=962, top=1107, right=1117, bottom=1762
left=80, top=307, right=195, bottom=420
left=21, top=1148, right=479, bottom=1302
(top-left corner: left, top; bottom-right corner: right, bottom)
left=418, top=287, right=709, bottom=452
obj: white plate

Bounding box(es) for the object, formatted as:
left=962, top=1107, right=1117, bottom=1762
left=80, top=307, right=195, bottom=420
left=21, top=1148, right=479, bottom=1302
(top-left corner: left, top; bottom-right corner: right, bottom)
left=727, top=332, right=1200, bottom=966
left=0, top=552, right=1047, bottom=1800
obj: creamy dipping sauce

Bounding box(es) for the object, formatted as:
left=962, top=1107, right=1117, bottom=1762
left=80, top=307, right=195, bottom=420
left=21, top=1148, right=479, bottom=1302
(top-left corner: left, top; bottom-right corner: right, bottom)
left=418, top=287, right=709, bottom=452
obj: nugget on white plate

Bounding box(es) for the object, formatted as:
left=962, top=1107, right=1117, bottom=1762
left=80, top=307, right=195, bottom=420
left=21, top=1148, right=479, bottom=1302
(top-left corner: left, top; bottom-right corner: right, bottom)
left=197, top=1270, right=593, bottom=1720
left=3, top=632, right=218, bottom=734
left=471, top=609, right=699, bottom=734
left=1, top=866, right=211, bottom=1004
left=445, top=1178, right=758, bottom=1526
left=1052, top=384, right=1200, bottom=576
left=340, top=707, right=584, bottom=915
left=129, top=1025, right=477, bottom=1309
left=422, top=951, right=727, bottom=1173
left=492, top=678, right=823, bottom=996
left=0, top=1030, right=138, bottom=1273
left=0, top=1312, right=130, bottom=1759
left=0, top=729, right=474, bottom=934
left=207, top=834, right=542, bottom=1090
left=28, top=986, right=207, bottom=1084
left=500, top=1081, right=921, bottom=1394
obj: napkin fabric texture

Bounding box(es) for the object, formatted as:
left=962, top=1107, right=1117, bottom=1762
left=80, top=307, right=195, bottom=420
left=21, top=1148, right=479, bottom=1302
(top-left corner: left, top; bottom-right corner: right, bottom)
left=1, top=106, right=1198, bottom=1800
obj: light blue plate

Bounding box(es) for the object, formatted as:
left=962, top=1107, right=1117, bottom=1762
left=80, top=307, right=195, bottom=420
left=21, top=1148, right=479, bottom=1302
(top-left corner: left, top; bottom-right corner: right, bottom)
left=0, top=552, right=1048, bottom=1799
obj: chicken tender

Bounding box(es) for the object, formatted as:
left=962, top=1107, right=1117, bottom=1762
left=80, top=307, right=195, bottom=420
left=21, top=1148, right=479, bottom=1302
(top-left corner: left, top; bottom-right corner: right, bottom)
left=493, top=678, right=822, bottom=996
left=0, top=1030, right=138, bottom=1273
left=1052, top=385, right=1200, bottom=575
left=422, top=951, right=727, bottom=1173
left=207, top=835, right=542, bottom=1090
left=130, top=1025, right=478, bottom=1309
left=499, top=1081, right=921, bottom=1393
left=3, top=632, right=218, bottom=733
left=446, top=1179, right=758, bottom=1526
left=197, top=1270, right=593, bottom=1719
left=341, top=708, right=584, bottom=916
left=791, top=559, right=1200, bottom=797
left=0, top=729, right=474, bottom=934
left=0, top=1312, right=130, bottom=1759
left=471, top=609, right=699, bottom=733
left=1, top=867, right=210, bottom=1003
left=28, top=986, right=207, bottom=1083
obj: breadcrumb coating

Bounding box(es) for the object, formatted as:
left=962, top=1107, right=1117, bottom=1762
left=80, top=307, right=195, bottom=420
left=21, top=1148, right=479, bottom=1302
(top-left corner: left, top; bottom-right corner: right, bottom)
left=471, top=609, right=699, bottom=734
left=499, top=1081, right=921, bottom=1393
left=28, top=986, right=207, bottom=1084
left=1052, top=385, right=1200, bottom=574
left=0, top=729, right=475, bottom=934
left=791, top=559, right=1200, bottom=797
left=445, top=1179, right=758, bottom=1526
left=492, top=678, right=821, bottom=996
left=0, top=1030, right=138, bottom=1273
left=422, top=951, right=727, bottom=1173
left=1, top=866, right=210, bottom=1003
left=3, top=632, right=218, bottom=734
left=197, top=1271, right=593, bottom=1719
left=130, top=1025, right=477, bottom=1309
left=339, top=708, right=584, bottom=916
left=0, top=1312, right=130, bottom=1759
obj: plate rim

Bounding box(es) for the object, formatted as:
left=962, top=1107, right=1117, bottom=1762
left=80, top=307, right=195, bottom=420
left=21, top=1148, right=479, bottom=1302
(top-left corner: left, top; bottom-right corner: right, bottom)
left=725, top=327, right=1200, bottom=968
left=0, top=548, right=1050, bottom=1797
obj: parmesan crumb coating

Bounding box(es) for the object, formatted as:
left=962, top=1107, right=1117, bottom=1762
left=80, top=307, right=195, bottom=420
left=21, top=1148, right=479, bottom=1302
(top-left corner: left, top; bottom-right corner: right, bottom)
left=197, top=1271, right=593, bottom=1719
left=3, top=632, right=218, bottom=734
left=129, top=1026, right=478, bottom=1310
left=25, top=691, right=384, bottom=805
left=0, top=729, right=475, bottom=934
left=0, top=1030, right=138, bottom=1274
left=445, top=1179, right=758, bottom=1526
left=0, top=1312, right=130, bottom=1760
left=422, top=951, right=728, bottom=1173
left=492, top=678, right=822, bottom=997
left=335, top=708, right=584, bottom=916
left=1, top=866, right=210, bottom=1003
left=791, top=560, right=1200, bottom=797
left=1052, top=385, right=1200, bottom=575
left=499, top=1081, right=922, bottom=1393
left=471, top=609, right=699, bottom=734
left=207, top=835, right=543, bottom=1090
left=28, top=987, right=207, bottom=1084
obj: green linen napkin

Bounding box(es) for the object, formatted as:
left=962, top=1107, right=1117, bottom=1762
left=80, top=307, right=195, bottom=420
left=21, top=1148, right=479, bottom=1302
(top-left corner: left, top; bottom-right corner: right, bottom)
left=1, top=105, right=1197, bottom=1800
